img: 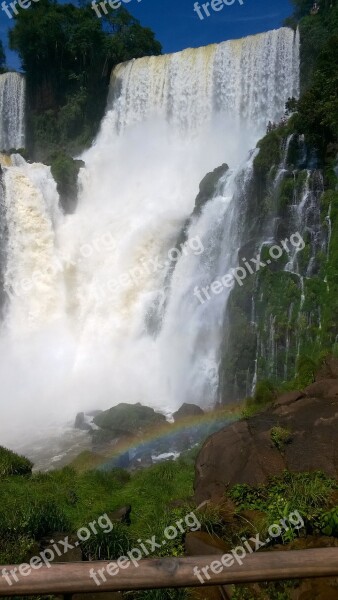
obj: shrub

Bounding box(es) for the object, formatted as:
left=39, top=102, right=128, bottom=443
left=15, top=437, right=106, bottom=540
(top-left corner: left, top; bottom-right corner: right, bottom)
left=254, top=380, right=276, bottom=406
left=295, top=354, right=317, bottom=387
left=50, top=151, right=84, bottom=212
left=229, top=470, right=336, bottom=540
left=0, top=534, right=36, bottom=564
left=317, top=506, right=338, bottom=536
left=81, top=522, right=131, bottom=561
left=254, top=131, right=282, bottom=181
left=270, top=426, right=292, bottom=452
left=0, top=446, right=33, bottom=478
left=21, top=500, right=71, bottom=539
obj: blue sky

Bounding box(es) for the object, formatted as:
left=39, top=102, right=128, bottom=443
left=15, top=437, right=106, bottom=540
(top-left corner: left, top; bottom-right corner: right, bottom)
left=1, top=0, right=294, bottom=70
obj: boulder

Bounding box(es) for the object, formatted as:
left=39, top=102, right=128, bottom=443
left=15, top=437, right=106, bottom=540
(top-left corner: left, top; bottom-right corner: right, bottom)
left=185, top=531, right=230, bottom=555
left=193, top=164, right=229, bottom=216
left=316, top=356, right=338, bottom=381
left=195, top=386, right=338, bottom=504
left=185, top=532, right=233, bottom=600
left=93, top=403, right=166, bottom=438
left=107, top=505, right=131, bottom=525
left=173, top=403, right=204, bottom=421
left=194, top=419, right=285, bottom=503
left=74, top=412, right=92, bottom=431
left=274, top=390, right=305, bottom=406
left=40, top=533, right=83, bottom=562
left=303, top=379, right=338, bottom=399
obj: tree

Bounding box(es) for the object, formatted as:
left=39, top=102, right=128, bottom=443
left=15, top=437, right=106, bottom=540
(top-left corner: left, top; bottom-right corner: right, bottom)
left=295, top=34, right=338, bottom=155
left=9, top=0, right=162, bottom=159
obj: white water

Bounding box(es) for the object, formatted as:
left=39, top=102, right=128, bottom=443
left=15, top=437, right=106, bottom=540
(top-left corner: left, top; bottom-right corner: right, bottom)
left=0, top=28, right=299, bottom=450
left=0, top=72, right=25, bottom=151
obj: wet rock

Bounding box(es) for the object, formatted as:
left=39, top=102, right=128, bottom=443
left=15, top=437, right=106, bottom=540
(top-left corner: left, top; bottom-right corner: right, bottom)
left=193, top=163, right=229, bottom=216
left=93, top=403, right=166, bottom=439
left=173, top=403, right=204, bottom=421
left=195, top=381, right=338, bottom=503
left=74, top=412, right=92, bottom=431
left=194, top=419, right=285, bottom=503
left=274, top=390, right=305, bottom=406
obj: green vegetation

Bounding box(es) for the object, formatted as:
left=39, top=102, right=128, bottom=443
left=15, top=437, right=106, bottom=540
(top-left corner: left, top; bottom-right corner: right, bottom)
left=0, top=445, right=33, bottom=478
left=254, top=380, right=276, bottom=405
left=270, top=426, right=292, bottom=451
left=0, top=449, right=195, bottom=566
left=318, top=506, right=338, bottom=536
left=221, top=0, right=338, bottom=399
left=294, top=354, right=317, bottom=387
left=7, top=0, right=162, bottom=208
left=228, top=469, right=338, bottom=598
left=50, top=151, right=84, bottom=211
left=294, top=34, right=338, bottom=159
left=229, top=470, right=337, bottom=541
left=243, top=381, right=276, bottom=417
left=254, top=130, right=282, bottom=182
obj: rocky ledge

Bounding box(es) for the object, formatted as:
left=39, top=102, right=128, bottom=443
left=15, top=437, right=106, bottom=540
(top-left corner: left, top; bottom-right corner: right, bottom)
left=194, top=358, right=338, bottom=504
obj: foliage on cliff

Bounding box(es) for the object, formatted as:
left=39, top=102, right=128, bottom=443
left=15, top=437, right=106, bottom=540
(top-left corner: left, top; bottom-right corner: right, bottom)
left=0, top=446, right=33, bottom=478
left=220, top=1, right=338, bottom=401
left=293, top=0, right=338, bottom=90
left=9, top=0, right=162, bottom=161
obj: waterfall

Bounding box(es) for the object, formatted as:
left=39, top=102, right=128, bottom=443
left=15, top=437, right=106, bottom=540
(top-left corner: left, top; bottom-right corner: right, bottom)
left=0, top=28, right=299, bottom=448
left=0, top=73, right=26, bottom=151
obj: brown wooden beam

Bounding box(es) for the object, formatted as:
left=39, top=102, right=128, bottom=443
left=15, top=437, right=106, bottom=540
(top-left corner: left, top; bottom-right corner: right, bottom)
left=1, top=548, right=338, bottom=596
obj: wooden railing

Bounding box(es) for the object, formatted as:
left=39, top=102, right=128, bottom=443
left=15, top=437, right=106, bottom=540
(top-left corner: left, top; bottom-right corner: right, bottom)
left=1, top=549, right=338, bottom=596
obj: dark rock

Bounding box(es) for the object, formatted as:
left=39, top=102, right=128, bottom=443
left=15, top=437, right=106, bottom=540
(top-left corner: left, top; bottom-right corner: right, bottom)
left=193, top=163, right=229, bottom=216
left=185, top=531, right=230, bottom=556
left=185, top=532, right=233, bottom=600
left=40, top=532, right=83, bottom=562
left=74, top=412, right=92, bottom=431
left=173, top=403, right=204, bottom=421
left=316, top=356, right=338, bottom=381
left=194, top=420, right=285, bottom=504
left=93, top=403, right=166, bottom=438
left=107, top=505, right=131, bottom=525
left=274, top=390, right=305, bottom=406
left=303, top=379, right=338, bottom=399
left=194, top=385, right=338, bottom=504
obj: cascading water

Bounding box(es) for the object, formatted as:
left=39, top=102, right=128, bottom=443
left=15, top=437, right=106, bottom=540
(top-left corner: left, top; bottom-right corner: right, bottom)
left=0, top=72, right=25, bottom=151
left=0, top=28, right=299, bottom=450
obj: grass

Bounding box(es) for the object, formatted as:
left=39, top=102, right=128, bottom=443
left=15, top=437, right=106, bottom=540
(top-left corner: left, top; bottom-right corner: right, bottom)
left=0, top=455, right=195, bottom=565
left=0, top=445, right=33, bottom=478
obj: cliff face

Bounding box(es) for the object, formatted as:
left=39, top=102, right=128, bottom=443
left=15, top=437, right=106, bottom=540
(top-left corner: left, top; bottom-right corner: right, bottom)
left=217, top=128, right=337, bottom=402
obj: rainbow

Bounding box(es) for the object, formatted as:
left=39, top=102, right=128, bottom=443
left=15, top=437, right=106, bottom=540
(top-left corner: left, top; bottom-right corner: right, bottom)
left=88, top=404, right=244, bottom=471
